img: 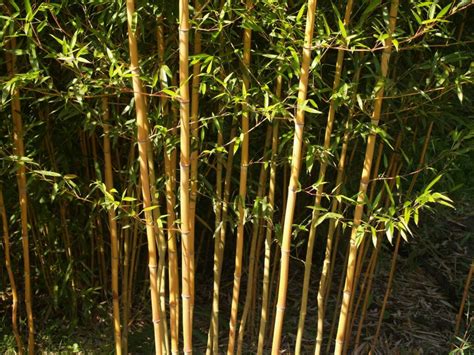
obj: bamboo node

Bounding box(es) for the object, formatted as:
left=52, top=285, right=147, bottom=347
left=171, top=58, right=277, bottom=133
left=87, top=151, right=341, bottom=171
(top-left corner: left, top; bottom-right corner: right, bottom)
left=276, top=305, right=286, bottom=311
left=181, top=293, right=191, bottom=299
left=129, top=65, right=140, bottom=73
left=152, top=318, right=161, bottom=324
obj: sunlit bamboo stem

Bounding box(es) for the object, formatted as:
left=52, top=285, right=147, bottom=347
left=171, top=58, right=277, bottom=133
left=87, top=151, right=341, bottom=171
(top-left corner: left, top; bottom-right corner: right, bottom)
left=317, top=58, right=363, bottom=352
left=189, top=0, right=203, bottom=329
left=157, top=19, right=181, bottom=354
left=334, top=1, right=399, bottom=352
left=271, top=0, right=318, bottom=351
left=125, top=1, right=163, bottom=352
left=227, top=0, right=253, bottom=352
left=294, top=2, right=354, bottom=353
left=179, top=0, right=193, bottom=351
left=257, top=75, right=282, bottom=355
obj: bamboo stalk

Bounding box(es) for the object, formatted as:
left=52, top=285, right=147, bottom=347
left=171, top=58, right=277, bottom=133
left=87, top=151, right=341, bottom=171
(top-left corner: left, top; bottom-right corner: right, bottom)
left=237, top=125, right=272, bottom=354
left=0, top=187, right=23, bottom=354
left=227, top=0, right=253, bottom=352
left=326, top=232, right=350, bottom=353
left=145, top=115, right=169, bottom=355
left=294, top=2, right=354, bottom=353
left=89, top=132, right=108, bottom=293
left=158, top=19, right=181, bottom=355
left=5, top=35, right=35, bottom=355
left=345, top=139, right=402, bottom=353
left=271, top=0, right=318, bottom=351
left=122, top=221, right=131, bottom=353
left=454, top=262, right=474, bottom=337
left=267, top=163, right=288, bottom=345
left=316, top=58, right=364, bottom=353
left=204, top=125, right=224, bottom=355
left=334, top=1, right=399, bottom=352
left=125, top=1, right=163, bottom=353
left=351, top=161, right=403, bottom=352
left=207, top=124, right=237, bottom=354
left=349, top=136, right=403, bottom=351
left=205, top=2, right=230, bottom=351
left=102, top=97, right=123, bottom=355
left=179, top=0, right=193, bottom=352
left=189, top=0, right=203, bottom=330
left=257, top=75, right=282, bottom=355
left=122, top=141, right=138, bottom=342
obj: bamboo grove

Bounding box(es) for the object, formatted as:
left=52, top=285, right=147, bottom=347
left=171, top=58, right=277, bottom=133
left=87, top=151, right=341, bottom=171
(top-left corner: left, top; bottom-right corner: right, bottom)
left=1, top=0, right=473, bottom=353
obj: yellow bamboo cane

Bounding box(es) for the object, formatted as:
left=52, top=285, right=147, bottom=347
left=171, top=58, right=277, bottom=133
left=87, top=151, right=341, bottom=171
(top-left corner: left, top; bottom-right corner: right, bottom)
left=189, top=0, right=203, bottom=329
left=207, top=124, right=237, bottom=354
left=257, top=75, right=282, bottom=355
left=334, top=1, right=399, bottom=353
left=5, top=34, right=35, bottom=355
left=271, top=0, right=318, bottom=352
left=237, top=125, right=272, bottom=354
left=157, top=19, right=181, bottom=354
left=294, top=2, right=354, bottom=353
left=179, top=0, right=193, bottom=352
left=315, top=57, right=363, bottom=354
left=125, top=1, right=163, bottom=352
left=102, top=97, right=123, bottom=355
left=227, top=1, right=253, bottom=352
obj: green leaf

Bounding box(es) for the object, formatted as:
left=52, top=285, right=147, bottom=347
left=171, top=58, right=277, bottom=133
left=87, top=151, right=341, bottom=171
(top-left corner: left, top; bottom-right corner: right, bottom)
left=386, top=221, right=394, bottom=244
left=338, top=18, right=347, bottom=39
left=143, top=205, right=159, bottom=212
left=34, top=170, right=62, bottom=178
